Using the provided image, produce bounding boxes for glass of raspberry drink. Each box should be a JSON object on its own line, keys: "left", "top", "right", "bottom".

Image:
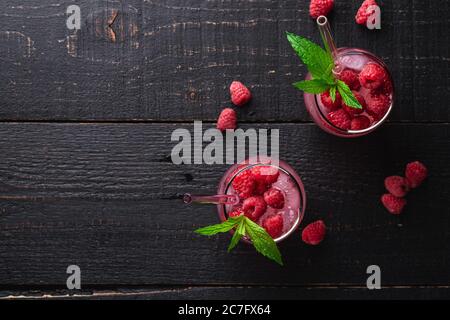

{"left": 304, "top": 16, "right": 394, "bottom": 137}
{"left": 216, "top": 158, "right": 306, "bottom": 243}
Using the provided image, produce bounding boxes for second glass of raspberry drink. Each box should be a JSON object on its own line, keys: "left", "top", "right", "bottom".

{"left": 304, "top": 16, "right": 394, "bottom": 137}
{"left": 184, "top": 157, "right": 306, "bottom": 243}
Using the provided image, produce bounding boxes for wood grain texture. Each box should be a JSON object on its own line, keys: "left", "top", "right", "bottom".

{"left": 0, "top": 123, "right": 448, "bottom": 286}
{"left": 0, "top": 0, "right": 448, "bottom": 121}
{"left": 2, "top": 286, "right": 450, "bottom": 300}
{"left": 0, "top": 0, "right": 449, "bottom": 300}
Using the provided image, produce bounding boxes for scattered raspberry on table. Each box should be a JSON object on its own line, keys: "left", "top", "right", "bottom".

{"left": 230, "top": 81, "right": 251, "bottom": 107}
{"left": 405, "top": 161, "right": 428, "bottom": 188}
{"left": 381, "top": 194, "right": 406, "bottom": 215}
{"left": 216, "top": 108, "right": 237, "bottom": 131}
{"left": 355, "top": 0, "right": 379, "bottom": 25}
{"left": 385, "top": 176, "right": 410, "bottom": 198}
{"left": 309, "top": 0, "right": 334, "bottom": 19}
{"left": 302, "top": 220, "right": 326, "bottom": 245}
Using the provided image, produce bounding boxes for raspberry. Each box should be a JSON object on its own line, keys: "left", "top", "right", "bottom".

{"left": 216, "top": 108, "right": 237, "bottom": 131}
{"left": 343, "top": 91, "right": 366, "bottom": 115}
{"left": 254, "top": 180, "right": 269, "bottom": 195}
{"left": 374, "top": 78, "right": 393, "bottom": 96}
{"left": 320, "top": 90, "right": 341, "bottom": 111}
{"left": 242, "top": 196, "right": 267, "bottom": 221}
{"left": 359, "top": 63, "right": 386, "bottom": 90}
{"left": 328, "top": 109, "right": 351, "bottom": 130}
{"left": 366, "top": 93, "right": 390, "bottom": 120}
{"left": 309, "top": 0, "right": 334, "bottom": 19}
{"left": 381, "top": 194, "right": 406, "bottom": 215}
{"left": 355, "top": 0, "right": 378, "bottom": 25}
{"left": 350, "top": 115, "right": 371, "bottom": 130}
{"left": 230, "top": 81, "right": 251, "bottom": 107}
{"left": 262, "top": 214, "right": 284, "bottom": 239}
{"left": 251, "top": 166, "right": 279, "bottom": 185}
{"left": 232, "top": 170, "right": 255, "bottom": 199}
{"left": 405, "top": 161, "right": 428, "bottom": 188}
{"left": 339, "top": 69, "right": 361, "bottom": 91}
{"left": 263, "top": 188, "right": 285, "bottom": 209}
{"left": 384, "top": 175, "right": 410, "bottom": 198}
{"left": 302, "top": 220, "right": 326, "bottom": 245}
{"left": 229, "top": 207, "right": 244, "bottom": 218}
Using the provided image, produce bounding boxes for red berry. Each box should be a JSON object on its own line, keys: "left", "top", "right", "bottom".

{"left": 254, "top": 180, "right": 269, "bottom": 195}
{"left": 242, "top": 196, "right": 267, "bottom": 221}
{"left": 230, "top": 81, "right": 251, "bottom": 107}
{"left": 350, "top": 115, "right": 371, "bottom": 130}
{"left": 374, "top": 78, "right": 393, "bottom": 96}
{"left": 302, "top": 220, "right": 326, "bottom": 245}
{"left": 263, "top": 188, "right": 285, "bottom": 209}
{"left": 232, "top": 170, "right": 255, "bottom": 199}
{"left": 320, "top": 90, "right": 341, "bottom": 111}
{"left": 359, "top": 63, "right": 386, "bottom": 90}
{"left": 343, "top": 91, "right": 366, "bottom": 115}
{"left": 309, "top": 0, "right": 334, "bottom": 19}
{"left": 328, "top": 108, "right": 351, "bottom": 130}
{"left": 366, "top": 93, "right": 391, "bottom": 120}
{"left": 339, "top": 69, "right": 361, "bottom": 90}
{"left": 216, "top": 108, "right": 237, "bottom": 131}
{"left": 381, "top": 194, "right": 406, "bottom": 215}
{"left": 251, "top": 166, "right": 279, "bottom": 185}
{"left": 262, "top": 214, "right": 284, "bottom": 239}
{"left": 355, "top": 0, "right": 378, "bottom": 25}
{"left": 229, "top": 207, "right": 244, "bottom": 218}
{"left": 384, "top": 175, "right": 410, "bottom": 198}
{"left": 405, "top": 161, "right": 428, "bottom": 188}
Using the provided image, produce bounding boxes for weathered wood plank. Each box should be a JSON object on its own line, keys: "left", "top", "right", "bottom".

{"left": 2, "top": 286, "right": 450, "bottom": 300}
{"left": 0, "top": 0, "right": 448, "bottom": 121}
{"left": 0, "top": 123, "right": 448, "bottom": 286}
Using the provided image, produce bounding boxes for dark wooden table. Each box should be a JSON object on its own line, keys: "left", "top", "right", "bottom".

{"left": 0, "top": 0, "right": 449, "bottom": 300}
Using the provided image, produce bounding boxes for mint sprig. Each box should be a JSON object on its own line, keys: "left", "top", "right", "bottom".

{"left": 244, "top": 217, "right": 283, "bottom": 266}
{"left": 195, "top": 215, "right": 283, "bottom": 266}
{"left": 293, "top": 79, "right": 330, "bottom": 94}
{"left": 286, "top": 32, "right": 362, "bottom": 110}
{"left": 194, "top": 217, "right": 241, "bottom": 235}
{"left": 286, "top": 32, "right": 334, "bottom": 83}
{"left": 337, "top": 80, "right": 362, "bottom": 109}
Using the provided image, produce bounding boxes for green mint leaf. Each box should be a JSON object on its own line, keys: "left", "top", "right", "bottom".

{"left": 337, "top": 80, "right": 362, "bottom": 109}
{"left": 228, "top": 220, "right": 246, "bottom": 252}
{"left": 244, "top": 217, "right": 283, "bottom": 266}
{"left": 195, "top": 216, "right": 242, "bottom": 236}
{"left": 286, "top": 32, "right": 334, "bottom": 82}
{"left": 293, "top": 79, "right": 330, "bottom": 94}
{"left": 329, "top": 85, "right": 337, "bottom": 102}
{"left": 324, "top": 63, "right": 336, "bottom": 85}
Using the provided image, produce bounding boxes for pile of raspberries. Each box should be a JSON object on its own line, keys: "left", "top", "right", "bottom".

{"left": 228, "top": 166, "right": 285, "bottom": 239}
{"left": 382, "top": 161, "right": 428, "bottom": 214}
{"left": 323, "top": 63, "right": 392, "bottom": 131}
